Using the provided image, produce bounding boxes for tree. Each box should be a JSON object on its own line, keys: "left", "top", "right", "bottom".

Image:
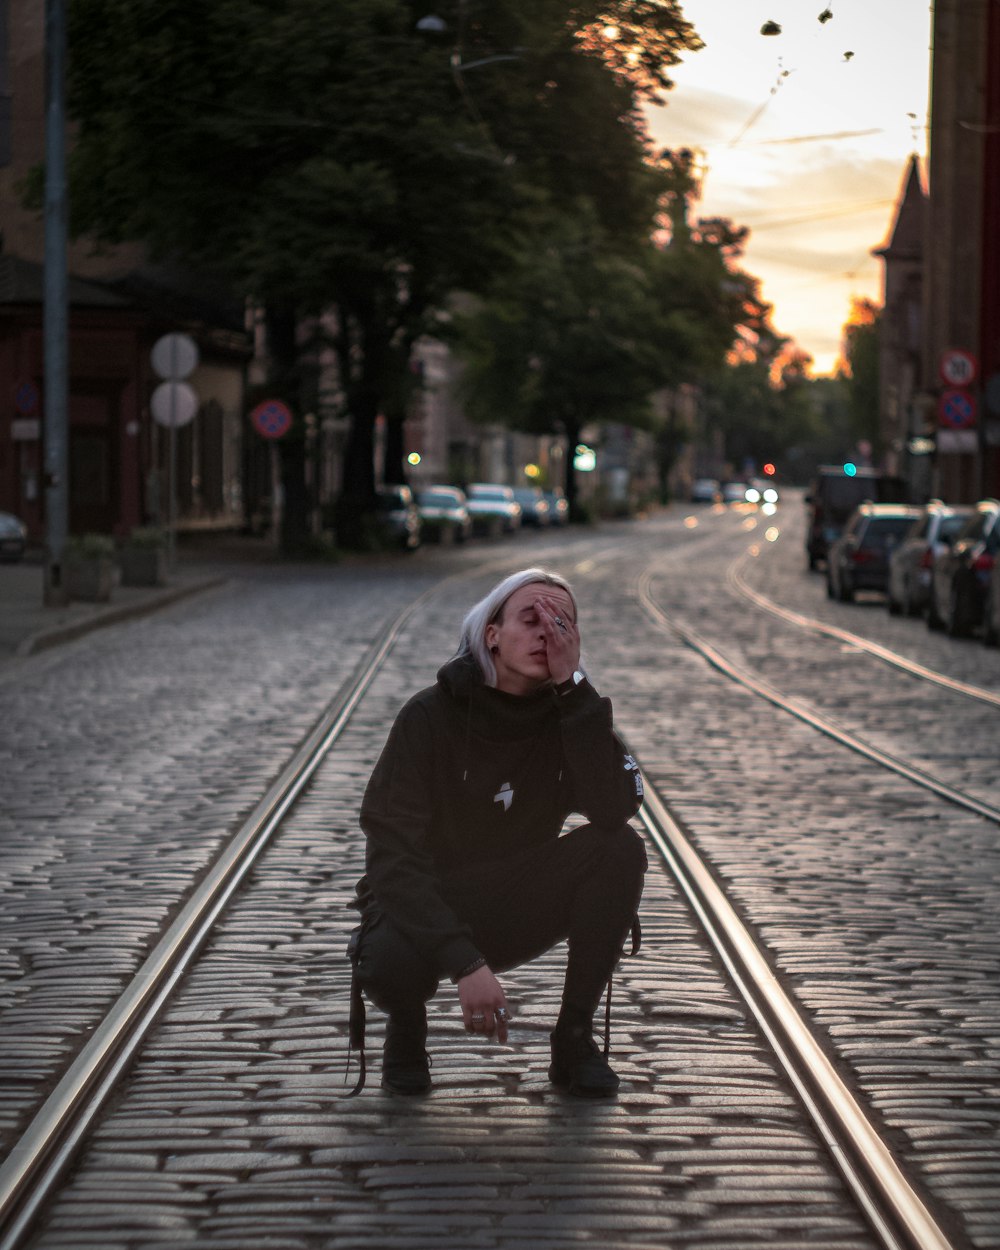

{"left": 63, "top": 0, "right": 704, "bottom": 545}
{"left": 65, "top": 0, "right": 520, "bottom": 546}
{"left": 840, "top": 297, "right": 881, "bottom": 458}
{"left": 454, "top": 212, "right": 659, "bottom": 516}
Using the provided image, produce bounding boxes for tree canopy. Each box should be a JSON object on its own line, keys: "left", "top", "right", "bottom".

{"left": 62, "top": 0, "right": 743, "bottom": 541}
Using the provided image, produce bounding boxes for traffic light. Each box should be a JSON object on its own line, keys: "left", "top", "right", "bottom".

{"left": 762, "top": 462, "right": 776, "bottom": 476}
{"left": 843, "top": 462, "right": 857, "bottom": 477}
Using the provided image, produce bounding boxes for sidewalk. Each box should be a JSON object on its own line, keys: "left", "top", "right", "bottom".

{"left": 0, "top": 533, "right": 278, "bottom": 664}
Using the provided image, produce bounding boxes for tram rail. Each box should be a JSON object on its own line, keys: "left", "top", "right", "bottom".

{"left": 727, "top": 547, "right": 1000, "bottom": 710}
{"left": 0, "top": 534, "right": 964, "bottom": 1250}
{"left": 637, "top": 564, "right": 1000, "bottom": 828}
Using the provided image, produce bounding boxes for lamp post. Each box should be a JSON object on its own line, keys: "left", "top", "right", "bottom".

{"left": 42, "top": 0, "right": 68, "bottom": 606}
{"left": 415, "top": 7, "right": 522, "bottom": 158}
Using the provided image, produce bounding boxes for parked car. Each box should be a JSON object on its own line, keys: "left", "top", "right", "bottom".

{"left": 721, "top": 481, "right": 749, "bottom": 505}
{"left": 886, "top": 501, "right": 973, "bottom": 617}
{"left": 826, "top": 502, "right": 921, "bottom": 602}
{"left": 466, "top": 483, "right": 521, "bottom": 534}
{"left": 691, "top": 478, "right": 721, "bottom": 504}
{"left": 511, "top": 486, "right": 551, "bottom": 527}
{"left": 416, "top": 485, "right": 472, "bottom": 543}
{"left": 984, "top": 554, "right": 1000, "bottom": 646}
{"left": 375, "top": 484, "right": 421, "bottom": 550}
{"left": 805, "top": 466, "right": 906, "bottom": 570}
{"left": 928, "top": 498, "right": 1000, "bottom": 636}
{"left": 0, "top": 511, "right": 27, "bottom": 562}
{"left": 745, "top": 480, "right": 780, "bottom": 506}
{"left": 542, "top": 490, "right": 569, "bottom": 525}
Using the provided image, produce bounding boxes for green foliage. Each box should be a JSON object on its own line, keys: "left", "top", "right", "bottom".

{"left": 62, "top": 0, "right": 704, "bottom": 543}
{"left": 125, "top": 526, "right": 168, "bottom": 549}
{"left": 841, "top": 302, "right": 881, "bottom": 452}
{"left": 66, "top": 533, "right": 115, "bottom": 559}
{"left": 454, "top": 211, "right": 658, "bottom": 437}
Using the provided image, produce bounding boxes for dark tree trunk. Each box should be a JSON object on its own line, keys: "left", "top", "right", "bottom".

{"left": 382, "top": 406, "right": 406, "bottom": 486}
{"left": 381, "top": 337, "right": 419, "bottom": 487}
{"left": 264, "top": 304, "right": 310, "bottom": 555}
{"left": 562, "top": 415, "right": 584, "bottom": 521}
{"left": 335, "top": 381, "right": 378, "bottom": 548}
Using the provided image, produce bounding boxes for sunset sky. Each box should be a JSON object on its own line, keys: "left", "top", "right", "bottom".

{"left": 645, "top": 0, "right": 933, "bottom": 374}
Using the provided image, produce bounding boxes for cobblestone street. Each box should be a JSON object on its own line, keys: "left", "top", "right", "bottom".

{"left": 2, "top": 501, "right": 998, "bottom": 1248}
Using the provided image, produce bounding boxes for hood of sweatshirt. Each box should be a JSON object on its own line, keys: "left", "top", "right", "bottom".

{"left": 436, "top": 653, "right": 557, "bottom": 744}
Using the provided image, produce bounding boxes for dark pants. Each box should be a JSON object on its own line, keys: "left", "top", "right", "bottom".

{"left": 355, "top": 822, "right": 647, "bottom": 1022}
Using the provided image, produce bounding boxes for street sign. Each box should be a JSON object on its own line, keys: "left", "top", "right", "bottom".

{"left": 12, "top": 419, "right": 41, "bottom": 441}
{"left": 13, "top": 380, "right": 39, "bottom": 415}
{"left": 251, "top": 399, "right": 293, "bottom": 440}
{"left": 938, "top": 428, "right": 978, "bottom": 453}
{"left": 939, "top": 348, "right": 977, "bottom": 387}
{"left": 151, "top": 380, "right": 199, "bottom": 428}
{"left": 151, "top": 332, "right": 199, "bottom": 381}
{"left": 938, "top": 389, "right": 976, "bottom": 429}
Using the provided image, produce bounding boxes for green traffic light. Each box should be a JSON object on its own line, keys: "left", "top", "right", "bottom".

{"left": 843, "top": 462, "right": 857, "bottom": 477}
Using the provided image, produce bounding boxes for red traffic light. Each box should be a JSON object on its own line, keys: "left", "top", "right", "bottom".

{"left": 762, "top": 462, "right": 776, "bottom": 476}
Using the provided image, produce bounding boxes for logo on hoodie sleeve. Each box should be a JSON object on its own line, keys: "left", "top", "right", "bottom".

{"left": 623, "top": 755, "right": 643, "bottom": 798}
{"left": 493, "top": 781, "right": 514, "bottom": 812}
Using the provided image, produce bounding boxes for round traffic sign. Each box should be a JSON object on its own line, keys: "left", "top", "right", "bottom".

{"left": 13, "top": 379, "right": 39, "bottom": 415}
{"left": 938, "top": 389, "right": 976, "bottom": 429}
{"left": 251, "top": 399, "right": 293, "bottom": 440}
{"left": 940, "top": 348, "right": 977, "bottom": 388}
{"left": 151, "top": 380, "right": 199, "bottom": 428}
{"left": 152, "top": 332, "right": 199, "bottom": 381}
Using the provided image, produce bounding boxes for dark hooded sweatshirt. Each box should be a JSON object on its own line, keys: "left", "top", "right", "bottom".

{"left": 357, "top": 654, "right": 644, "bottom": 980}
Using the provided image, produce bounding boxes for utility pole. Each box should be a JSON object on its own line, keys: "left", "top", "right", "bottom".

{"left": 43, "top": 0, "right": 69, "bottom": 605}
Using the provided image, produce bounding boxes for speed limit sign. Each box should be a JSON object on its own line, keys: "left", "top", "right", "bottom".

{"left": 940, "top": 349, "right": 978, "bottom": 387}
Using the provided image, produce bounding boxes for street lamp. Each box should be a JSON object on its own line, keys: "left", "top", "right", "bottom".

{"left": 416, "top": 8, "right": 523, "bottom": 160}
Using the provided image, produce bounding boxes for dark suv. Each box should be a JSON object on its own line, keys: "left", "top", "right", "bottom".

{"left": 806, "top": 467, "right": 906, "bottom": 569}
{"left": 826, "top": 503, "right": 921, "bottom": 602}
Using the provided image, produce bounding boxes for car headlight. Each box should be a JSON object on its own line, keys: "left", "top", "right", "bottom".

{"left": 763, "top": 488, "right": 778, "bottom": 503}
{"left": 745, "top": 488, "right": 761, "bottom": 503}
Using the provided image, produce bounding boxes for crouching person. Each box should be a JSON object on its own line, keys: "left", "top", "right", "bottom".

{"left": 346, "top": 567, "right": 646, "bottom": 1098}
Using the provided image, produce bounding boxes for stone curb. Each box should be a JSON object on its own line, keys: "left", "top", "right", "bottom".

{"left": 14, "top": 576, "right": 228, "bottom": 658}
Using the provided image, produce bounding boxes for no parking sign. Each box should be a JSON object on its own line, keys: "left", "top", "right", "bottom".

{"left": 250, "top": 399, "right": 293, "bottom": 439}
{"left": 938, "top": 389, "right": 977, "bottom": 429}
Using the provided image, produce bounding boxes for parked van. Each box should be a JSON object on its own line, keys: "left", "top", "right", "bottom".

{"left": 805, "top": 466, "right": 906, "bottom": 569}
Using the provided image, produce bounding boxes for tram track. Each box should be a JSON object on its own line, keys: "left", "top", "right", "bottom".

{"left": 637, "top": 562, "right": 1000, "bottom": 828}
{"left": 0, "top": 531, "right": 963, "bottom": 1250}
{"left": 727, "top": 545, "right": 1000, "bottom": 710}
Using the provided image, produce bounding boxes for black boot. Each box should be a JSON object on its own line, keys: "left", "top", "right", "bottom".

{"left": 382, "top": 1010, "right": 431, "bottom": 1095}
{"left": 549, "top": 1011, "right": 619, "bottom": 1098}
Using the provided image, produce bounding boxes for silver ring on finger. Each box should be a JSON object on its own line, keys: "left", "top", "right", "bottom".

{"left": 495, "top": 1008, "right": 509, "bottom": 1023}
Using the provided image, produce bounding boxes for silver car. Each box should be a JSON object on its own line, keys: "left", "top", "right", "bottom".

{"left": 0, "top": 511, "right": 28, "bottom": 562}
{"left": 466, "top": 483, "right": 522, "bottom": 534}
{"left": 416, "top": 486, "right": 472, "bottom": 543}
{"left": 886, "top": 501, "right": 972, "bottom": 617}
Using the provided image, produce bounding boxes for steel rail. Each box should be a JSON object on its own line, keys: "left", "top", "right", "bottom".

{"left": 632, "top": 772, "right": 957, "bottom": 1250}
{"left": 637, "top": 566, "right": 1000, "bottom": 827}
{"left": 0, "top": 578, "right": 453, "bottom": 1249}
{"left": 729, "top": 546, "right": 1000, "bottom": 709}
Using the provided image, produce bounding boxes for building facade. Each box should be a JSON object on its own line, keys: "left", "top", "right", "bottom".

{"left": 921, "top": 0, "right": 1000, "bottom": 502}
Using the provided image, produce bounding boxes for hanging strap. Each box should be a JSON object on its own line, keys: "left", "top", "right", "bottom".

{"left": 343, "top": 918, "right": 372, "bottom": 1097}
{"left": 601, "top": 914, "right": 643, "bottom": 1059}
{"left": 344, "top": 967, "right": 367, "bottom": 1097}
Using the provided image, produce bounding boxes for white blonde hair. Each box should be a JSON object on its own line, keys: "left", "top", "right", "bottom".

{"left": 456, "top": 568, "right": 579, "bottom": 687}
